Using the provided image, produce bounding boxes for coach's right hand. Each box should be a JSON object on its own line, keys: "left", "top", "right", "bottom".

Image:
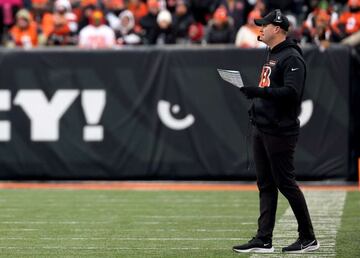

{"left": 240, "top": 86, "right": 266, "bottom": 99}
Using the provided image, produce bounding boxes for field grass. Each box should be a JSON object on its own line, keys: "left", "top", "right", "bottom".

{"left": 0, "top": 189, "right": 358, "bottom": 257}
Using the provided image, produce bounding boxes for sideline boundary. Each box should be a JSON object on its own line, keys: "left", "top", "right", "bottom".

{"left": 0, "top": 181, "right": 357, "bottom": 191}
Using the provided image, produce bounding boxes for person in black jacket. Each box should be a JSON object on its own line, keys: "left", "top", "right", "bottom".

{"left": 173, "top": 0, "right": 194, "bottom": 43}
{"left": 139, "top": 0, "right": 160, "bottom": 44}
{"left": 232, "top": 9, "right": 320, "bottom": 254}
{"left": 206, "top": 7, "right": 235, "bottom": 44}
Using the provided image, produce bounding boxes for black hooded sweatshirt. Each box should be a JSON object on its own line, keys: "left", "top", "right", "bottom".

{"left": 249, "top": 38, "right": 306, "bottom": 136}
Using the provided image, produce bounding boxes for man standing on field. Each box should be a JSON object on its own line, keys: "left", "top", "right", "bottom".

{"left": 232, "top": 9, "right": 319, "bottom": 254}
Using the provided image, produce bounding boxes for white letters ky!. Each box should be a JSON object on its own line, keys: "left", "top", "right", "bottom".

{"left": 14, "top": 90, "right": 80, "bottom": 141}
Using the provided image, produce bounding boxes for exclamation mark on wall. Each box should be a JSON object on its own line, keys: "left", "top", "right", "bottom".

{"left": 82, "top": 90, "right": 106, "bottom": 141}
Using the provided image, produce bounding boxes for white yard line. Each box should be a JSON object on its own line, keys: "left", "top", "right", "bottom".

{"left": 0, "top": 221, "right": 110, "bottom": 224}
{"left": 250, "top": 191, "right": 346, "bottom": 257}
{"left": 134, "top": 215, "right": 255, "bottom": 219}
{"left": 69, "top": 228, "right": 247, "bottom": 232}
{"left": 0, "top": 246, "right": 230, "bottom": 250}
{"left": 0, "top": 237, "right": 249, "bottom": 241}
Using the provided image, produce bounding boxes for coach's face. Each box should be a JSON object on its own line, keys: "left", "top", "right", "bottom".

{"left": 259, "top": 24, "right": 280, "bottom": 46}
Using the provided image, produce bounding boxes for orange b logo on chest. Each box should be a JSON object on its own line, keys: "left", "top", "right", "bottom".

{"left": 259, "top": 66, "right": 271, "bottom": 87}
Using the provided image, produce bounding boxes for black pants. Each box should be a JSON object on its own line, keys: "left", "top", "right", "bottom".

{"left": 252, "top": 126, "right": 315, "bottom": 241}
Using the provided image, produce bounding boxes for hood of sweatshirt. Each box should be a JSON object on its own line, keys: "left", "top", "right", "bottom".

{"left": 270, "top": 37, "right": 303, "bottom": 56}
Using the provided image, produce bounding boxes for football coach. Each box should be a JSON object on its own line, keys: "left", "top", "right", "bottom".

{"left": 232, "top": 9, "right": 320, "bottom": 254}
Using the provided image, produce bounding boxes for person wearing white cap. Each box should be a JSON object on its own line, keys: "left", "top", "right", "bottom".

{"left": 156, "top": 9, "right": 176, "bottom": 44}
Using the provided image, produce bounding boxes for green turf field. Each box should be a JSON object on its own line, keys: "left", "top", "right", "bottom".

{"left": 0, "top": 189, "right": 358, "bottom": 257}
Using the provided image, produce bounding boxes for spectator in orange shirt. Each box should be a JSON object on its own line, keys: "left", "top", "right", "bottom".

{"left": 302, "top": 9, "right": 332, "bottom": 49}
{"left": 8, "top": 9, "right": 38, "bottom": 48}
{"left": 103, "top": 0, "right": 125, "bottom": 15}
{"left": 80, "top": 0, "right": 97, "bottom": 6}
{"left": 44, "top": 0, "right": 78, "bottom": 45}
{"left": 31, "top": 0, "right": 51, "bottom": 25}
{"left": 332, "top": 0, "right": 360, "bottom": 41}
{"left": 128, "top": 0, "right": 149, "bottom": 33}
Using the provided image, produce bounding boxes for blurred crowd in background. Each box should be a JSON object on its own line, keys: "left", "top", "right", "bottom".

{"left": 0, "top": 0, "right": 359, "bottom": 49}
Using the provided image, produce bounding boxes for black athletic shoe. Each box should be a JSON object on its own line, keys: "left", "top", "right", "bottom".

{"left": 233, "top": 237, "right": 274, "bottom": 253}
{"left": 282, "top": 238, "right": 320, "bottom": 253}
